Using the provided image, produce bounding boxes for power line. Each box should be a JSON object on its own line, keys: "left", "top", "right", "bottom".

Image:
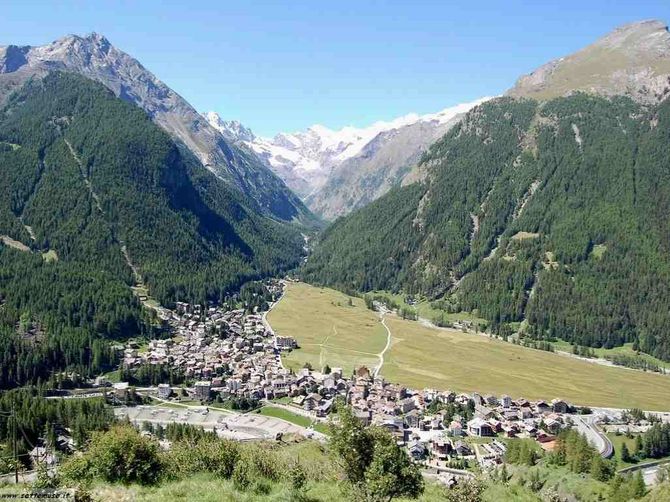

{"left": 16, "top": 422, "right": 36, "bottom": 451}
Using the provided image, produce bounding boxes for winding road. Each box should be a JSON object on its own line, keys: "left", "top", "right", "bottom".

{"left": 571, "top": 414, "right": 613, "bottom": 458}
{"left": 373, "top": 312, "right": 393, "bottom": 378}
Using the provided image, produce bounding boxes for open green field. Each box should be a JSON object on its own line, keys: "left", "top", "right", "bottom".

{"left": 383, "top": 316, "right": 670, "bottom": 410}
{"left": 257, "top": 406, "right": 313, "bottom": 428}
{"left": 268, "top": 282, "right": 387, "bottom": 373}
{"left": 607, "top": 433, "right": 670, "bottom": 469}
{"left": 272, "top": 283, "right": 670, "bottom": 410}
{"left": 551, "top": 340, "right": 670, "bottom": 371}
{"left": 257, "top": 406, "right": 329, "bottom": 434}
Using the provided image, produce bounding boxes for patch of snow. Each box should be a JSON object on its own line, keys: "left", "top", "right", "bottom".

{"left": 203, "top": 97, "right": 494, "bottom": 193}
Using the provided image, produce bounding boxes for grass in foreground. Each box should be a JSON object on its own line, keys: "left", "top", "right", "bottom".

{"left": 274, "top": 283, "right": 670, "bottom": 410}
{"left": 82, "top": 473, "right": 452, "bottom": 502}
{"left": 268, "top": 282, "right": 387, "bottom": 373}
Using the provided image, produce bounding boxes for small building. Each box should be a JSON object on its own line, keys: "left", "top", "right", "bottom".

{"left": 467, "top": 418, "right": 495, "bottom": 437}
{"left": 94, "top": 376, "right": 110, "bottom": 387}
{"left": 276, "top": 336, "right": 298, "bottom": 350}
{"left": 113, "top": 382, "right": 129, "bottom": 399}
{"left": 454, "top": 440, "right": 472, "bottom": 456}
{"left": 430, "top": 437, "right": 452, "bottom": 460}
{"left": 194, "top": 381, "right": 211, "bottom": 401}
{"left": 408, "top": 440, "right": 427, "bottom": 460}
{"left": 316, "top": 399, "right": 334, "bottom": 418}
{"left": 485, "top": 395, "right": 498, "bottom": 406}
{"left": 551, "top": 399, "right": 569, "bottom": 414}
{"left": 356, "top": 366, "right": 371, "bottom": 380}
{"left": 304, "top": 393, "right": 321, "bottom": 411}
{"left": 157, "top": 383, "right": 172, "bottom": 399}
{"left": 404, "top": 409, "right": 421, "bottom": 428}
{"left": 449, "top": 420, "right": 464, "bottom": 437}
{"left": 535, "top": 401, "right": 551, "bottom": 414}
{"left": 399, "top": 397, "right": 416, "bottom": 414}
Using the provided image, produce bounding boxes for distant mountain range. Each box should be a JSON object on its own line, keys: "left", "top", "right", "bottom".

{"left": 304, "top": 20, "right": 670, "bottom": 363}
{"left": 0, "top": 33, "right": 313, "bottom": 224}
{"left": 205, "top": 98, "right": 489, "bottom": 219}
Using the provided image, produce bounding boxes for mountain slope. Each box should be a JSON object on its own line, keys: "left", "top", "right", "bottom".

{"left": 0, "top": 71, "right": 307, "bottom": 387}
{"left": 0, "top": 33, "right": 313, "bottom": 224}
{"left": 205, "top": 99, "right": 488, "bottom": 218}
{"left": 305, "top": 21, "right": 670, "bottom": 362}
{"left": 507, "top": 20, "right": 670, "bottom": 102}
{"left": 0, "top": 72, "right": 304, "bottom": 304}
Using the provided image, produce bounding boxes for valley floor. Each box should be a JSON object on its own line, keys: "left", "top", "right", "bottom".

{"left": 268, "top": 282, "right": 670, "bottom": 411}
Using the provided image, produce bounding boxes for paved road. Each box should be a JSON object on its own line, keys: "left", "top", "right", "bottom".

{"left": 641, "top": 462, "right": 669, "bottom": 486}
{"left": 571, "top": 415, "right": 613, "bottom": 458}
{"left": 618, "top": 458, "right": 670, "bottom": 486}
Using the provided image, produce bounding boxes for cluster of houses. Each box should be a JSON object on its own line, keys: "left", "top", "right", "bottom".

{"left": 334, "top": 366, "right": 574, "bottom": 469}
{"left": 114, "top": 282, "right": 587, "bottom": 471}
{"left": 120, "top": 288, "right": 305, "bottom": 403}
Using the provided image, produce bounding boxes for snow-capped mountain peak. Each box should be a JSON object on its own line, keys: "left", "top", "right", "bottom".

{"left": 202, "top": 96, "right": 491, "bottom": 201}
{"left": 204, "top": 112, "right": 256, "bottom": 142}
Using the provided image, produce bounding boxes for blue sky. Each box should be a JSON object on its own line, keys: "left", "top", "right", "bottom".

{"left": 2, "top": 1, "right": 670, "bottom": 136}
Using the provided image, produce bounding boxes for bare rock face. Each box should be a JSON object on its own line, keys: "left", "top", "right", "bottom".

{"left": 0, "top": 34, "right": 311, "bottom": 223}
{"left": 206, "top": 98, "right": 489, "bottom": 219}
{"left": 507, "top": 20, "right": 670, "bottom": 103}
{"left": 306, "top": 116, "right": 464, "bottom": 220}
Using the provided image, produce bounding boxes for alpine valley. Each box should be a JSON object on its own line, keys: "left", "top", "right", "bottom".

{"left": 2, "top": 14, "right": 670, "bottom": 502}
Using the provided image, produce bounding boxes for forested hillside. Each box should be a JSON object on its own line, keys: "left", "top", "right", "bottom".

{"left": 0, "top": 72, "right": 304, "bottom": 386}
{"left": 304, "top": 94, "right": 670, "bottom": 361}
{"left": 0, "top": 34, "right": 317, "bottom": 226}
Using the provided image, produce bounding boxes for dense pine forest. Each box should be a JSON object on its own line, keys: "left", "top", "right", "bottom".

{"left": 0, "top": 72, "right": 305, "bottom": 386}
{"left": 304, "top": 94, "right": 670, "bottom": 361}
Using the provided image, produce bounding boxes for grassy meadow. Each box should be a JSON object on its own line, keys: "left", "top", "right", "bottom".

{"left": 268, "top": 282, "right": 387, "bottom": 373}
{"left": 551, "top": 340, "right": 670, "bottom": 371}
{"left": 382, "top": 317, "right": 670, "bottom": 410}
{"left": 271, "top": 282, "right": 670, "bottom": 410}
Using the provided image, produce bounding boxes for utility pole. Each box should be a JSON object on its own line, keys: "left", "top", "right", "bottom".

{"left": 11, "top": 407, "right": 17, "bottom": 484}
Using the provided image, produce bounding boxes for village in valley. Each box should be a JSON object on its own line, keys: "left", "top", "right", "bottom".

{"left": 79, "top": 279, "right": 668, "bottom": 487}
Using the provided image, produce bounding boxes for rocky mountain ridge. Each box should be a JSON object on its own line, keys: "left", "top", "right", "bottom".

{"left": 206, "top": 98, "right": 489, "bottom": 218}
{"left": 507, "top": 19, "right": 670, "bottom": 102}
{"left": 0, "top": 33, "right": 312, "bottom": 223}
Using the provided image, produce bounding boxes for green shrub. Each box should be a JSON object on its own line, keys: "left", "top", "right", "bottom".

{"left": 252, "top": 478, "right": 272, "bottom": 495}
{"left": 246, "top": 446, "right": 283, "bottom": 482}
{"left": 232, "top": 460, "right": 252, "bottom": 491}
{"left": 165, "top": 437, "right": 241, "bottom": 479}
{"left": 62, "top": 424, "right": 163, "bottom": 485}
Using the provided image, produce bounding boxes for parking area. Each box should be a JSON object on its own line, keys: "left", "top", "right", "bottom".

{"left": 115, "top": 405, "right": 308, "bottom": 441}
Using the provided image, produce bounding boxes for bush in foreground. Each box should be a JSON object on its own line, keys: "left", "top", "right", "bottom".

{"left": 329, "top": 407, "right": 424, "bottom": 501}
{"left": 61, "top": 425, "right": 162, "bottom": 486}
